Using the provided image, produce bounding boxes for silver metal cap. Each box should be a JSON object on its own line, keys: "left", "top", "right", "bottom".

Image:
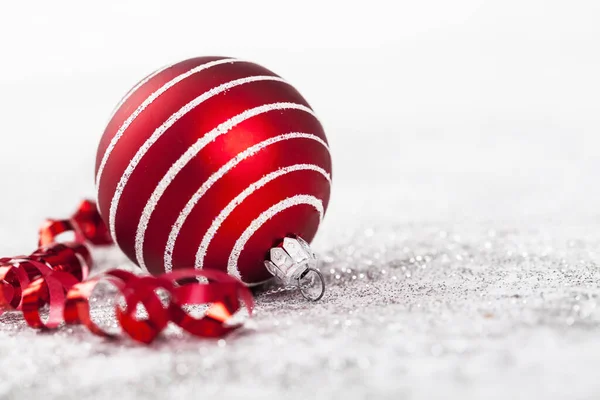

{"left": 264, "top": 236, "right": 325, "bottom": 301}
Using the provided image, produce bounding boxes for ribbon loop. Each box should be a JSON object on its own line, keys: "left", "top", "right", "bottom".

{"left": 0, "top": 200, "right": 254, "bottom": 343}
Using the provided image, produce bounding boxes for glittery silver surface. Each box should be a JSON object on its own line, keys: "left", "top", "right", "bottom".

{"left": 4, "top": 216, "right": 600, "bottom": 400}
{"left": 3, "top": 132, "right": 600, "bottom": 399}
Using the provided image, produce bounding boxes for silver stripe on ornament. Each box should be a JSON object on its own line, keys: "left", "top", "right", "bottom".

{"left": 108, "top": 74, "right": 290, "bottom": 243}
{"left": 105, "top": 62, "right": 174, "bottom": 124}
{"left": 194, "top": 164, "right": 330, "bottom": 270}
{"left": 164, "top": 132, "right": 330, "bottom": 272}
{"left": 134, "top": 102, "right": 320, "bottom": 270}
{"left": 227, "top": 194, "right": 324, "bottom": 282}
{"left": 96, "top": 57, "right": 240, "bottom": 192}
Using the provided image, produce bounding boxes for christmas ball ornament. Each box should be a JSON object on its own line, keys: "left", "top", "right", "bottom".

{"left": 95, "top": 56, "right": 332, "bottom": 287}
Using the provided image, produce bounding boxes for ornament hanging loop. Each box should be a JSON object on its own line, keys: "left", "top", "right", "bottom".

{"left": 297, "top": 267, "right": 325, "bottom": 301}
{"left": 264, "top": 235, "right": 326, "bottom": 301}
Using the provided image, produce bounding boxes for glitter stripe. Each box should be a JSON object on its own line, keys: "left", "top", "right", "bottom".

{"left": 108, "top": 76, "right": 290, "bottom": 243}
{"left": 105, "top": 62, "right": 174, "bottom": 123}
{"left": 95, "top": 62, "right": 179, "bottom": 217}
{"left": 96, "top": 57, "right": 240, "bottom": 190}
{"left": 164, "top": 134, "right": 330, "bottom": 272}
{"left": 227, "top": 195, "right": 324, "bottom": 280}
{"left": 194, "top": 164, "right": 330, "bottom": 271}
{"left": 135, "top": 102, "right": 319, "bottom": 270}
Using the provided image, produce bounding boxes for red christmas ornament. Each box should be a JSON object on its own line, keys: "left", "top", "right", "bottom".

{"left": 95, "top": 56, "right": 332, "bottom": 285}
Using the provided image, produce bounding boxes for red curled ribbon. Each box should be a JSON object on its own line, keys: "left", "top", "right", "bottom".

{"left": 38, "top": 200, "right": 113, "bottom": 247}
{"left": 0, "top": 200, "right": 254, "bottom": 343}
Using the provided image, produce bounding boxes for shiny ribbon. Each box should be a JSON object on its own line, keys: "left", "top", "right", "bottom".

{"left": 38, "top": 200, "right": 113, "bottom": 247}
{"left": 0, "top": 200, "right": 254, "bottom": 343}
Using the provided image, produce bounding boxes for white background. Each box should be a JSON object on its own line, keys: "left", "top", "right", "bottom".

{"left": 0, "top": 0, "right": 599, "bottom": 238}
{"left": 1, "top": 2, "right": 600, "bottom": 399}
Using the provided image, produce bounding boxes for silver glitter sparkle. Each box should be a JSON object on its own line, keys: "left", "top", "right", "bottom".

{"left": 135, "top": 102, "right": 319, "bottom": 270}
{"left": 2, "top": 220, "right": 600, "bottom": 399}
{"left": 164, "top": 133, "right": 330, "bottom": 272}
{"left": 195, "top": 165, "right": 330, "bottom": 270}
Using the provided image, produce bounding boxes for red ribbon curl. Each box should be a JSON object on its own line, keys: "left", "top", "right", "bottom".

{"left": 0, "top": 200, "right": 254, "bottom": 343}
